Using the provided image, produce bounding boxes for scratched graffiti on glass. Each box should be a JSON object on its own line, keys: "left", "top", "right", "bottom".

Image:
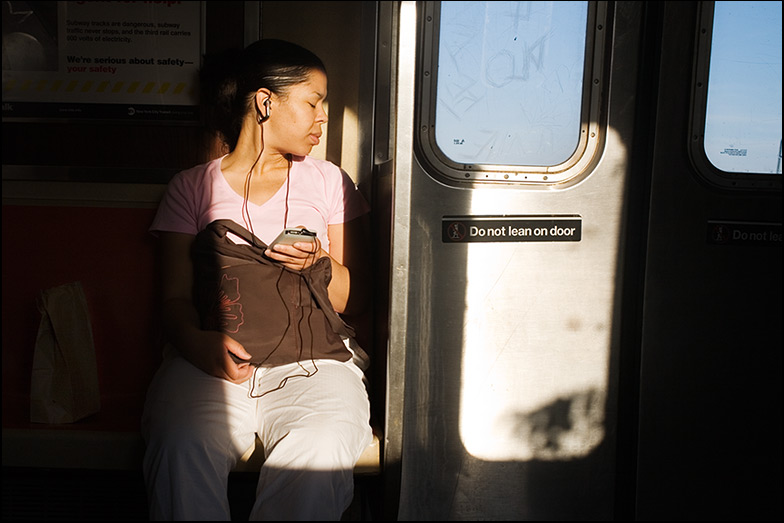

{"left": 435, "top": 1, "right": 588, "bottom": 167}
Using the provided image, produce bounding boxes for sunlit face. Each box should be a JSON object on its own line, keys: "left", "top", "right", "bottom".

{"left": 265, "top": 69, "right": 328, "bottom": 158}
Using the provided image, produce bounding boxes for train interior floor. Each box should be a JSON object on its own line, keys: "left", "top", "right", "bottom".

{"left": 1, "top": 466, "right": 382, "bottom": 521}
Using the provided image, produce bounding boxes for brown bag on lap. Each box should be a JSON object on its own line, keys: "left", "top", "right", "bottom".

{"left": 191, "top": 219, "right": 365, "bottom": 367}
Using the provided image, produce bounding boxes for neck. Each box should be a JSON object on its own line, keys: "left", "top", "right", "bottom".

{"left": 225, "top": 132, "right": 291, "bottom": 178}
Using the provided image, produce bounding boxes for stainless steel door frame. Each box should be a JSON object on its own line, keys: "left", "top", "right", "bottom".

{"left": 384, "top": 1, "right": 648, "bottom": 519}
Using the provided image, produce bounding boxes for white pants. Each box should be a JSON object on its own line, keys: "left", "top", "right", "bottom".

{"left": 141, "top": 352, "right": 372, "bottom": 521}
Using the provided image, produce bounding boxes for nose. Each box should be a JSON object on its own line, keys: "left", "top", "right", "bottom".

{"left": 317, "top": 103, "right": 328, "bottom": 124}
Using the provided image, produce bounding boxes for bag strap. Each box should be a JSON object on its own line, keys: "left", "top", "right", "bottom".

{"left": 195, "top": 220, "right": 273, "bottom": 266}
{"left": 208, "top": 219, "right": 268, "bottom": 248}
{"left": 302, "top": 269, "right": 357, "bottom": 339}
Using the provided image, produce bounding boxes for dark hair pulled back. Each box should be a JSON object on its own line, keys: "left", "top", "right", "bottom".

{"left": 200, "top": 39, "right": 326, "bottom": 151}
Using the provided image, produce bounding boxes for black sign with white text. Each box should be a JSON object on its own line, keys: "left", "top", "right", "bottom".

{"left": 706, "top": 220, "right": 782, "bottom": 246}
{"left": 442, "top": 216, "right": 582, "bottom": 243}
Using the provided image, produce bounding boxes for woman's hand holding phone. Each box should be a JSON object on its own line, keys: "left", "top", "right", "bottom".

{"left": 266, "top": 227, "right": 322, "bottom": 271}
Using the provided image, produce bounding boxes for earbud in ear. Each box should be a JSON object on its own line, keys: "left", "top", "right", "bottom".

{"left": 257, "top": 98, "right": 271, "bottom": 124}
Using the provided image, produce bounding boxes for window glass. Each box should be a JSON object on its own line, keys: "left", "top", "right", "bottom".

{"left": 704, "top": 1, "right": 782, "bottom": 174}
{"left": 434, "top": 1, "right": 589, "bottom": 167}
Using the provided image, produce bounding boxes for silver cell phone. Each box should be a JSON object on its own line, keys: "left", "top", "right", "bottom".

{"left": 269, "top": 227, "right": 317, "bottom": 250}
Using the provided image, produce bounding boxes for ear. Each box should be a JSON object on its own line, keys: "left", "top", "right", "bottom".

{"left": 255, "top": 89, "right": 272, "bottom": 114}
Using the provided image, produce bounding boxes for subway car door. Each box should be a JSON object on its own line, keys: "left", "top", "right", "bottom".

{"left": 634, "top": 2, "right": 782, "bottom": 520}
{"left": 376, "top": 1, "right": 781, "bottom": 521}
{"left": 380, "top": 1, "right": 643, "bottom": 519}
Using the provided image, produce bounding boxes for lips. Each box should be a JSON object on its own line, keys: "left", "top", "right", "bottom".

{"left": 309, "top": 133, "right": 321, "bottom": 145}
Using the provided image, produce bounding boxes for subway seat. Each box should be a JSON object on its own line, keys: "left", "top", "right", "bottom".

{"left": 1, "top": 426, "right": 381, "bottom": 475}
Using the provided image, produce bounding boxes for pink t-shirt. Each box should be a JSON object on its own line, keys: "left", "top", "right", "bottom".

{"left": 150, "top": 155, "right": 369, "bottom": 253}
